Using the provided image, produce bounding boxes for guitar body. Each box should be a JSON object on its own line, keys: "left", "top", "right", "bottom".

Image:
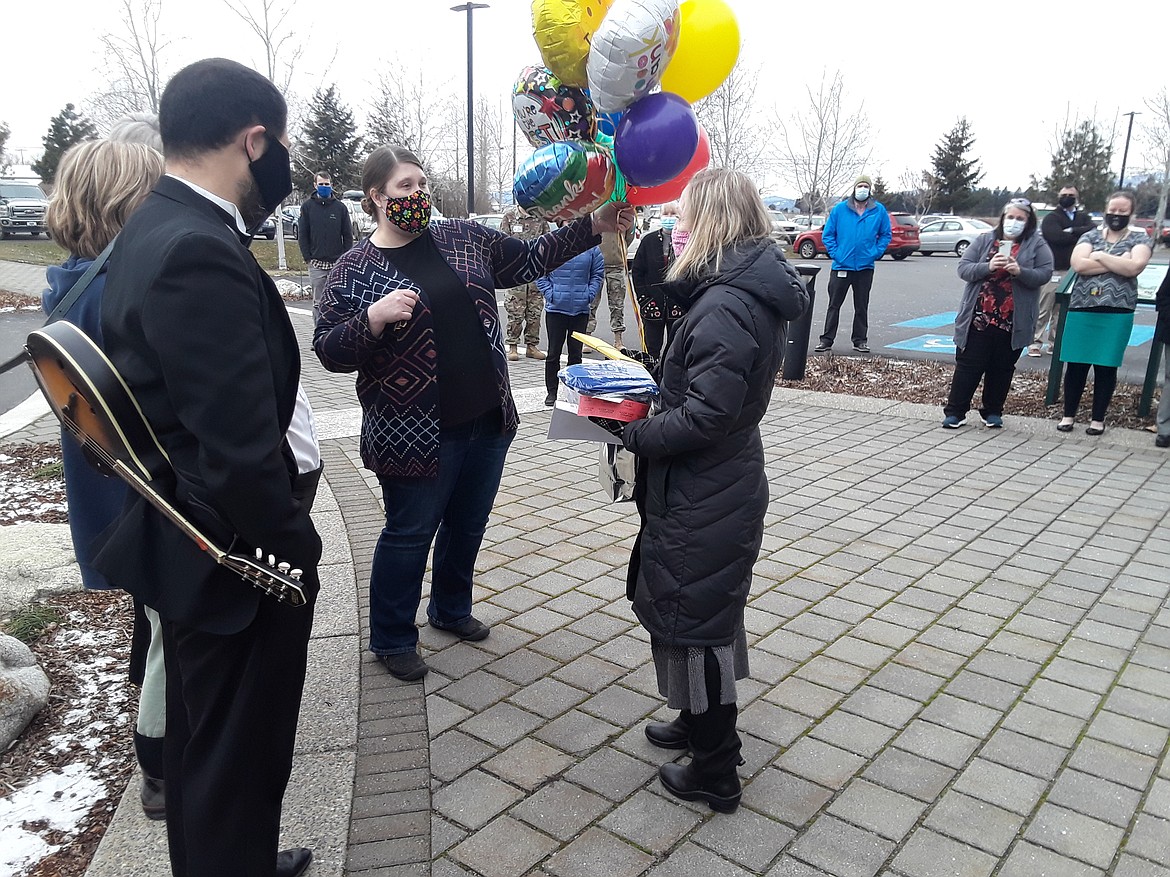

{"left": 24, "top": 321, "right": 307, "bottom": 606}
{"left": 25, "top": 321, "right": 171, "bottom": 482}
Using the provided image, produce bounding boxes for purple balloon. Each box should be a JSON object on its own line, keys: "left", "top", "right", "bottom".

{"left": 613, "top": 93, "right": 699, "bottom": 188}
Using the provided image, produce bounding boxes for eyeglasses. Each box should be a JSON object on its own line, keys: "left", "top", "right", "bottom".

{"left": 1008, "top": 198, "right": 1032, "bottom": 210}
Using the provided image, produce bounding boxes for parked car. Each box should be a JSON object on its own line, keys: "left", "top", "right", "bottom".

{"left": 917, "top": 217, "right": 993, "bottom": 256}
{"left": 0, "top": 179, "right": 49, "bottom": 239}
{"left": 252, "top": 216, "right": 277, "bottom": 240}
{"left": 767, "top": 210, "right": 798, "bottom": 244}
{"left": 471, "top": 213, "right": 505, "bottom": 231}
{"left": 341, "top": 189, "right": 374, "bottom": 238}
{"left": 791, "top": 212, "right": 919, "bottom": 261}
{"left": 886, "top": 212, "right": 920, "bottom": 260}
{"left": 916, "top": 214, "right": 956, "bottom": 228}
{"left": 1159, "top": 221, "right": 1170, "bottom": 248}
{"left": 280, "top": 206, "right": 299, "bottom": 239}
{"left": 1134, "top": 218, "right": 1157, "bottom": 241}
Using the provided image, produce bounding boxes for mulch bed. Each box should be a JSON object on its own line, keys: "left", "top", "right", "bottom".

{"left": 778, "top": 354, "right": 1157, "bottom": 432}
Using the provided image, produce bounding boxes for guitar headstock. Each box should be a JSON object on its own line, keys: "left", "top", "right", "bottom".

{"left": 221, "top": 549, "right": 308, "bottom": 606}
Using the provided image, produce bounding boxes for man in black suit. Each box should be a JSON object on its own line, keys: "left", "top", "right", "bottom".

{"left": 97, "top": 58, "right": 321, "bottom": 877}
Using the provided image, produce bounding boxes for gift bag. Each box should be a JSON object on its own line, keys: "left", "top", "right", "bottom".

{"left": 598, "top": 443, "right": 636, "bottom": 503}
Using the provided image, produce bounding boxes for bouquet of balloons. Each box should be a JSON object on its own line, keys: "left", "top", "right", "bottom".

{"left": 513, "top": 0, "right": 739, "bottom": 221}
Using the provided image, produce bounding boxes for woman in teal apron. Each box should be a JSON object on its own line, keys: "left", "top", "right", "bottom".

{"left": 1058, "top": 191, "right": 1152, "bottom": 435}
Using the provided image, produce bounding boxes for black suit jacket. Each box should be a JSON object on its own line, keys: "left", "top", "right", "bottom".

{"left": 96, "top": 176, "right": 321, "bottom": 634}
{"left": 1041, "top": 207, "right": 1095, "bottom": 271}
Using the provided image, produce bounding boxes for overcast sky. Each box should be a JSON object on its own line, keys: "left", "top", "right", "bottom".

{"left": 2, "top": 0, "right": 1159, "bottom": 199}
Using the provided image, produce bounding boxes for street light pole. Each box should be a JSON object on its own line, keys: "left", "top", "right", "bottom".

{"left": 452, "top": 2, "right": 489, "bottom": 217}
{"left": 1119, "top": 110, "right": 1140, "bottom": 189}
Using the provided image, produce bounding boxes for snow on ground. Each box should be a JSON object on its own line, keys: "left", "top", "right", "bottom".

{"left": 0, "top": 762, "right": 106, "bottom": 875}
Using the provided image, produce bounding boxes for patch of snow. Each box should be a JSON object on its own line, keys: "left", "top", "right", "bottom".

{"left": 0, "top": 762, "right": 105, "bottom": 875}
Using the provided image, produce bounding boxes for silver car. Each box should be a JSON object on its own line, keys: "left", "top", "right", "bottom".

{"left": 917, "top": 218, "right": 993, "bottom": 257}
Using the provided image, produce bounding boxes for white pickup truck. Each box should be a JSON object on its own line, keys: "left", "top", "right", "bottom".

{"left": 0, "top": 179, "right": 50, "bottom": 239}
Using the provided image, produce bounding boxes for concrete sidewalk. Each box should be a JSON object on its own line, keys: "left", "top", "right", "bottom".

{"left": 5, "top": 306, "right": 1170, "bottom": 877}
{"left": 0, "top": 259, "right": 49, "bottom": 295}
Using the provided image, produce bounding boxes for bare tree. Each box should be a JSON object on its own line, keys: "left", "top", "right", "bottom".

{"left": 693, "top": 63, "right": 774, "bottom": 183}
{"left": 88, "top": 0, "right": 172, "bottom": 129}
{"left": 775, "top": 71, "right": 872, "bottom": 216}
{"left": 1142, "top": 88, "right": 1170, "bottom": 229}
{"left": 221, "top": 0, "right": 302, "bottom": 93}
{"left": 898, "top": 168, "right": 935, "bottom": 218}
{"left": 367, "top": 67, "right": 442, "bottom": 159}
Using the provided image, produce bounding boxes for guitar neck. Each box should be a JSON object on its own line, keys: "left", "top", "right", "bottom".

{"left": 109, "top": 457, "right": 229, "bottom": 564}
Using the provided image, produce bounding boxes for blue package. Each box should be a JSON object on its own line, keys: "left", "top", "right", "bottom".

{"left": 559, "top": 360, "right": 659, "bottom": 397}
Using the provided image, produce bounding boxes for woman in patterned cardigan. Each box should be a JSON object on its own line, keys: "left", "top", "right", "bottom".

{"left": 314, "top": 145, "right": 633, "bottom": 680}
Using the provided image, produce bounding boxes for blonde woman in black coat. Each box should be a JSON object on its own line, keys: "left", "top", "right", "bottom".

{"left": 602, "top": 168, "right": 808, "bottom": 812}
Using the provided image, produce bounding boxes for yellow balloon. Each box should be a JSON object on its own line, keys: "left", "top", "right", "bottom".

{"left": 659, "top": 0, "right": 740, "bottom": 103}
{"left": 532, "top": 0, "right": 616, "bottom": 88}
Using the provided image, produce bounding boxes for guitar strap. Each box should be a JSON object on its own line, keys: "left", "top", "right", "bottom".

{"left": 0, "top": 237, "right": 117, "bottom": 376}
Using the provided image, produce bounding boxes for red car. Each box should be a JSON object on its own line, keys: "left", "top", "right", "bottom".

{"left": 791, "top": 211, "right": 920, "bottom": 261}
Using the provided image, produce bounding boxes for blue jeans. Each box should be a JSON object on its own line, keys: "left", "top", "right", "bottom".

{"left": 369, "top": 409, "right": 514, "bottom": 655}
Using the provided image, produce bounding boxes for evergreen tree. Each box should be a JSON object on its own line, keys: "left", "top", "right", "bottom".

{"left": 296, "top": 86, "right": 364, "bottom": 192}
{"left": 31, "top": 104, "right": 98, "bottom": 184}
{"left": 1039, "top": 121, "right": 1114, "bottom": 212}
{"left": 871, "top": 175, "right": 890, "bottom": 203}
{"left": 929, "top": 117, "right": 984, "bottom": 213}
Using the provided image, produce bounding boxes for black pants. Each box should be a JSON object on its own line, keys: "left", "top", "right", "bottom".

{"left": 820, "top": 268, "right": 874, "bottom": 347}
{"left": 944, "top": 326, "right": 1021, "bottom": 418}
{"left": 162, "top": 592, "right": 315, "bottom": 877}
{"left": 545, "top": 310, "right": 588, "bottom": 397}
{"left": 1063, "top": 361, "right": 1118, "bottom": 421}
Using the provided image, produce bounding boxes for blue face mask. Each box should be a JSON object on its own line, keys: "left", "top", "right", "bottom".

{"left": 660, "top": 216, "right": 677, "bottom": 231}
{"left": 316, "top": 184, "right": 332, "bottom": 199}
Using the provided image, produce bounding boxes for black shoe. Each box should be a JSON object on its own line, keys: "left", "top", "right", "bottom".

{"left": 1086, "top": 425, "right": 1106, "bottom": 436}
{"left": 853, "top": 343, "right": 870, "bottom": 353}
{"left": 813, "top": 342, "right": 831, "bottom": 352}
{"left": 659, "top": 762, "right": 741, "bottom": 813}
{"left": 275, "top": 847, "right": 313, "bottom": 877}
{"left": 1157, "top": 435, "right": 1170, "bottom": 448}
{"left": 1056, "top": 421, "right": 1074, "bottom": 432}
{"left": 645, "top": 717, "right": 690, "bottom": 750}
{"left": 140, "top": 775, "right": 165, "bottom": 821}
{"left": 379, "top": 651, "right": 429, "bottom": 681}
{"left": 544, "top": 393, "right": 556, "bottom": 407}
{"left": 429, "top": 616, "right": 490, "bottom": 642}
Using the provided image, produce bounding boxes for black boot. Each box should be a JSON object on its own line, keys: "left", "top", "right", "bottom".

{"left": 140, "top": 775, "right": 166, "bottom": 821}
{"left": 657, "top": 648, "right": 743, "bottom": 813}
{"left": 645, "top": 712, "right": 691, "bottom": 749}
{"left": 659, "top": 761, "right": 741, "bottom": 813}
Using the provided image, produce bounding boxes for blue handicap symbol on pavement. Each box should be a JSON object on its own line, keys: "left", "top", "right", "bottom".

{"left": 1129, "top": 325, "right": 1155, "bottom": 347}
{"left": 887, "top": 334, "right": 956, "bottom": 353}
{"left": 894, "top": 312, "right": 958, "bottom": 329}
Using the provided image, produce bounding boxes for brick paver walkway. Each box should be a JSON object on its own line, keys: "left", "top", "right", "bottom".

{"left": 7, "top": 300, "right": 1168, "bottom": 877}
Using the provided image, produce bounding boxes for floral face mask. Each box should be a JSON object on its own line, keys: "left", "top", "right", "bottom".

{"left": 384, "top": 189, "right": 431, "bottom": 235}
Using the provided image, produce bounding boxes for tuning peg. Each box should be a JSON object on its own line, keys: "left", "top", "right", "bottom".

{"left": 255, "top": 547, "right": 264, "bottom": 560}
{"left": 268, "top": 553, "right": 276, "bottom": 567}
{"left": 290, "top": 568, "right": 303, "bottom": 580}
{"left": 277, "top": 561, "right": 290, "bottom": 573}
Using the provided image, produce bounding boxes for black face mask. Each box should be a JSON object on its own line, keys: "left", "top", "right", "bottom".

{"left": 1104, "top": 213, "right": 1130, "bottom": 232}
{"left": 242, "top": 134, "right": 293, "bottom": 233}
{"left": 1058, "top": 195, "right": 1076, "bottom": 209}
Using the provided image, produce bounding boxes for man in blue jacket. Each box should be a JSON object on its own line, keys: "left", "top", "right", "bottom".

{"left": 814, "top": 174, "right": 891, "bottom": 353}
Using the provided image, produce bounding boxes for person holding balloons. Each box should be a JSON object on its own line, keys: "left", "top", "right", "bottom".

{"left": 313, "top": 145, "right": 635, "bottom": 681}
{"left": 630, "top": 200, "right": 686, "bottom": 358}
{"left": 596, "top": 168, "right": 809, "bottom": 813}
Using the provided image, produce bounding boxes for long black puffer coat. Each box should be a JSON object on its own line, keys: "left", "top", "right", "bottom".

{"left": 622, "top": 237, "right": 809, "bottom": 648}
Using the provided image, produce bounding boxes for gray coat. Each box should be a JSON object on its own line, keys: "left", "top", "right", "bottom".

{"left": 953, "top": 231, "right": 1053, "bottom": 351}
